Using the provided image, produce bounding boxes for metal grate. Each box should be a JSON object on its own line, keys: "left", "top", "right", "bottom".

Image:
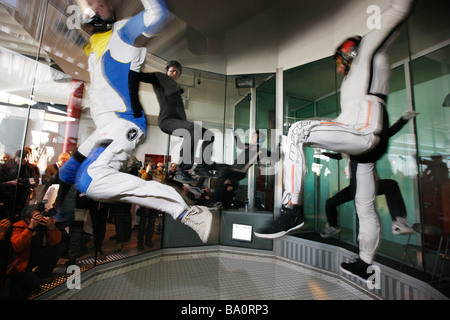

{"left": 28, "top": 247, "right": 154, "bottom": 299}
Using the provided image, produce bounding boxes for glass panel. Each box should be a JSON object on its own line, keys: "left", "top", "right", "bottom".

{"left": 375, "top": 64, "right": 417, "bottom": 260}
{"left": 0, "top": 1, "right": 45, "bottom": 218}
{"left": 159, "top": 67, "right": 227, "bottom": 248}
{"left": 408, "top": 0, "right": 450, "bottom": 56}
{"left": 225, "top": 90, "right": 251, "bottom": 208}
{"left": 407, "top": 0, "right": 450, "bottom": 271}
{"left": 163, "top": 72, "right": 275, "bottom": 248}
{"left": 255, "top": 76, "right": 276, "bottom": 212}
{"left": 234, "top": 94, "right": 251, "bottom": 138}
{"left": 166, "top": 68, "right": 227, "bottom": 175}
{"left": 412, "top": 45, "right": 450, "bottom": 250}
{"left": 283, "top": 56, "right": 339, "bottom": 233}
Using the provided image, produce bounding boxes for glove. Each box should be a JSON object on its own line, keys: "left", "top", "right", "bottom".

{"left": 402, "top": 110, "right": 419, "bottom": 120}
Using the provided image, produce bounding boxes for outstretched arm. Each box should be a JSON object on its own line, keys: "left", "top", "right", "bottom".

{"left": 388, "top": 110, "right": 418, "bottom": 137}
{"left": 119, "top": 0, "right": 171, "bottom": 46}
{"left": 345, "top": 0, "right": 415, "bottom": 99}
{"left": 360, "top": 0, "right": 415, "bottom": 58}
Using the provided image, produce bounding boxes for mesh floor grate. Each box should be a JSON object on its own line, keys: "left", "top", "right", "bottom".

{"left": 28, "top": 246, "right": 154, "bottom": 299}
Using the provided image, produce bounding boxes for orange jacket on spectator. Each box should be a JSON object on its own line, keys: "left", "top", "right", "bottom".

{"left": 7, "top": 219, "right": 61, "bottom": 274}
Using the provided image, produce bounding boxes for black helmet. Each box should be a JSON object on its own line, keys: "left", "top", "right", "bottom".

{"left": 83, "top": 7, "right": 115, "bottom": 33}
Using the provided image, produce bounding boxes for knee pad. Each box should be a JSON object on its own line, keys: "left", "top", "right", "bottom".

{"left": 59, "top": 151, "right": 86, "bottom": 184}
{"left": 75, "top": 141, "right": 111, "bottom": 194}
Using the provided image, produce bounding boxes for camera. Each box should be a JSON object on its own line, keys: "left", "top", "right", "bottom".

{"left": 18, "top": 178, "right": 31, "bottom": 189}
{"left": 35, "top": 200, "right": 56, "bottom": 217}
{"left": 43, "top": 208, "right": 56, "bottom": 218}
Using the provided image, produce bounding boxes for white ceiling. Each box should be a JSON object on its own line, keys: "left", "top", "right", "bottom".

{"left": 0, "top": 0, "right": 368, "bottom": 80}
{"left": 0, "top": 0, "right": 449, "bottom": 102}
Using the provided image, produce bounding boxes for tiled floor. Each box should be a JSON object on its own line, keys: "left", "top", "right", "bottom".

{"left": 64, "top": 251, "right": 375, "bottom": 300}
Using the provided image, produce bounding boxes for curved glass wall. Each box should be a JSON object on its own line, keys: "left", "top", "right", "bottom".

{"left": 0, "top": 0, "right": 448, "bottom": 299}
{"left": 282, "top": 1, "right": 449, "bottom": 287}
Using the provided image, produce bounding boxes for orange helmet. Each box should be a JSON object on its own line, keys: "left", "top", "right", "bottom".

{"left": 334, "top": 36, "right": 362, "bottom": 74}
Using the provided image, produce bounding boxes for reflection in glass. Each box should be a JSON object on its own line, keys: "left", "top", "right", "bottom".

{"left": 412, "top": 46, "right": 450, "bottom": 254}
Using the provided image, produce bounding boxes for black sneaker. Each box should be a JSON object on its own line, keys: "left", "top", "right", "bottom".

{"left": 254, "top": 205, "right": 304, "bottom": 239}
{"left": 174, "top": 170, "right": 197, "bottom": 184}
{"left": 207, "top": 201, "right": 222, "bottom": 210}
{"left": 340, "top": 257, "right": 375, "bottom": 283}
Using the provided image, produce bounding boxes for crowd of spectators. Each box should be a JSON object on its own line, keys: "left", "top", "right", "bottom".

{"left": 0, "top": 149, "right": 166, "bottom": 299}
{"left": 0, "top": 144, "right": 260, "bottom": 299}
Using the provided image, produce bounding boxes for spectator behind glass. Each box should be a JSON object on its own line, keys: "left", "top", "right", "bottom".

{"left": 136, "top": 160, "right": 159, "bottom": 251}
{"left": 167, "top": 162, "right": 182, "bottom": 188}
{"left": 0, "top": 153, "right": 10, "bottom": 165}
{"left": 7, "top": 204, "right": 62, "bottom": 299}
{"left": 0, "top": 218, "right": 12, "bottom": 299}
{"left": 42, "top": 152, "right": 70, "bottom": 186}
{"left": 12, "top": 149, "right": 40, "bottom": 186}
{"left": 0, "top": 149, "right": 40, "bottom": 218}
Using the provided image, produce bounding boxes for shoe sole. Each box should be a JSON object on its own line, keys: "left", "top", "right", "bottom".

{"left": 339, "top": 264, "right": 375, "bottom": 285}
{"left": 207, "top": 205, "right": 222, "bottom": 210}
{"left": 174, "top": 177, "right": 197, "bottom": 184}
{"left": 320, "top": 229, "right": 341, "bottom": 239}
{"left": 392, "top": 230, "right": 414, "bottom": 235}
{"left": 254, "top": 221, "right": 305, "bottom": 239}
{"left": 194, "top": 172, "right": 215, "bottom": 178}
{"left": 392, "top": 228, "right": 415, "bottom": 235}
{"left": 196, "top": 206, "right": 213, "bottom": 243}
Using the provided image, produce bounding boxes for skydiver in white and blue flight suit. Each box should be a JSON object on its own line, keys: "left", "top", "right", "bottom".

{"left": 57, "top": 0, "right": 213, "bottom": 243}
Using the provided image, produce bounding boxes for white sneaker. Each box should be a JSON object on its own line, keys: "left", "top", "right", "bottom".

{"left": 181, "top": 206, "right": 213, "bottom": 243}
{"left": 320, "top": 223, "right": 341, "bottom": 238}
{"left": 392, "top": 217, "right": 414, "bottom": 235}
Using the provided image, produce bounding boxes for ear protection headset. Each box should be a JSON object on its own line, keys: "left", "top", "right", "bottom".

{"left": 83, "top": 7, "right": 115, "bottom": 33}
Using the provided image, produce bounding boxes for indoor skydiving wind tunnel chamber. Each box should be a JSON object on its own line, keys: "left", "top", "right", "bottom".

{"left": 0, "top": 0, "right": 449, "bottom": 299}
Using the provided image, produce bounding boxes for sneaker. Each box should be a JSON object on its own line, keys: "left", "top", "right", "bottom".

{"left": 254, "top": 205, "right": 304, "bottom": 239}
{"left": 96, "top": 250, "right": 106, "bottom": 260}
{"left": 340, "top": 257, "right": 375, "bottom": 283}
{"left": 180, "top": 206, "right": 213, "bottom": 243}
{"left": 320, "top": 223, "right": 341, "bottom": 238}
{"left": 392, "top": 217, "right": 414, "bottom": 235}
{"left": 194, "top": 167, "right": 215, "bottom": 178}
{"left": 114, "top": 243, "right": 124, "bottom": 252}
{"left": 174, "top": 170, "right": 197, "bottom": 184}
{"left": 207, "top": 202, "right": 222, "bottom": 210}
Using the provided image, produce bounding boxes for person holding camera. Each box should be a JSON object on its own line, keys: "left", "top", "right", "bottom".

{"left": 6, "top": 205, "right": 62, "bottom": 298}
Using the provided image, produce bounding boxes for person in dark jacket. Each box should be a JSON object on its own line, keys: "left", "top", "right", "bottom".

{"left": 129, "top": 61, "right": 216, "bottom": 184}
{"left": 320, "top": 111, "right": 418, "bottom": 238}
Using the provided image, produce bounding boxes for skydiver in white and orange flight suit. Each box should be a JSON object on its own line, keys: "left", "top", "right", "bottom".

{"left": 255, "top": 0, "right": 415, "bottom": 282}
